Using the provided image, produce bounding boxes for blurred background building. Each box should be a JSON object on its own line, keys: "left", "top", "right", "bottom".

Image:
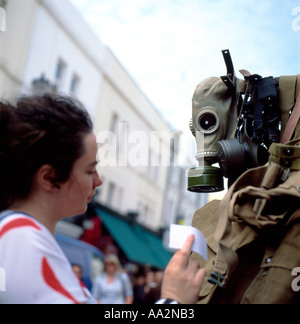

{"left": 0, "top": 0, "right": 208, "bottom": 268}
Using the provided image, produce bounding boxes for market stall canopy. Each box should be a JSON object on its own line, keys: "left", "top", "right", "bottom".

{"left": 95, "top": 206, "right": 173, "bottom": 269}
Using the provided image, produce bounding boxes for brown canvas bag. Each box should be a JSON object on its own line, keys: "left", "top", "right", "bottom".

{"left": 191, "top": 140, "right": 300, "bottom": 304}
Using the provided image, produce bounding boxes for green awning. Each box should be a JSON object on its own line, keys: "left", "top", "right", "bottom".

{"left": 95, "top": 207, "right": 173, "bottom": 269}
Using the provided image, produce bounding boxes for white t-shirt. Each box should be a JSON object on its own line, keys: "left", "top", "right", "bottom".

{"left": 0, "top": 211, "right": 96, "bottom": 304}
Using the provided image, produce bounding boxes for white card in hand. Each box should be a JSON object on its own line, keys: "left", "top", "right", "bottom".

{"left": 169, "top": 224, "right": 208, "bottom": 261}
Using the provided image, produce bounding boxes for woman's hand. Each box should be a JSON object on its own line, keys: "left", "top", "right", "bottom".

{"left": 161, "top": 234, "right": 206, "bottom": 304}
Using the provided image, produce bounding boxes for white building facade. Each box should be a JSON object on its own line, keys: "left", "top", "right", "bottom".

{"left": 0, "top": 0, "right": 207, "bottom": 231}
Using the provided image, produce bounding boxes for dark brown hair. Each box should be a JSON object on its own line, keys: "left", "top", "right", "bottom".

{"left": 0, "top": 94, "right": 93, "bottom": 211}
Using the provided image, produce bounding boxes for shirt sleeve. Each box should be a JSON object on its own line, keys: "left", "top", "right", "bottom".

{"left": 0, "top": 217, "right": 88, "bottom": 304}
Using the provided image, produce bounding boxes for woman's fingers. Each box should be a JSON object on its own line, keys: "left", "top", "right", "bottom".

{"left": 161, "top": 235, "right": 206, "bottom": 304}
{"left": 168, "top": 234, "right": 195, "bottom": 268}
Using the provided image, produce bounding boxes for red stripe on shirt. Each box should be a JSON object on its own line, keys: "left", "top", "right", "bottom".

{"left": 78, "top": 278, "right": 88, "bottom": 298}
{"left": 42, "top": 257, "right": 79, "bottom": 304}
{"left": 0, "top": 217, "right": 41, "bottom": 239}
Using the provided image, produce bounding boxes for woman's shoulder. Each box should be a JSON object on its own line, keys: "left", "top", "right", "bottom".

{"left": 0, "top": 211, "right": 59, "bottom": 253}
{"left": 0, "top": 212, "right": 43, "bottom": 238}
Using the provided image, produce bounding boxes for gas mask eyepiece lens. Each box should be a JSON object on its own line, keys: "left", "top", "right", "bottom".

{"left": 196, "top": 110, "right": 220, "bottom": 134}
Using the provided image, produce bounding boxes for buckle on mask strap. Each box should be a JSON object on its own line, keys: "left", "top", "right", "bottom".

{"left": 208, "top": 272, "right": 226, "bottom": 288}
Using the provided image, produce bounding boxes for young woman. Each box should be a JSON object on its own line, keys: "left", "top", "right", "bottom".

{"left": 0, "top": 94, "right": 102, "bottom": 304}
{"left": 0, "top": 94, "right": 205, "bottom": 304}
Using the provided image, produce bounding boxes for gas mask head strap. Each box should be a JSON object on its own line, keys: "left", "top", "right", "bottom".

{"left": 221, "top": 49, "right": 236, "bottom": 92}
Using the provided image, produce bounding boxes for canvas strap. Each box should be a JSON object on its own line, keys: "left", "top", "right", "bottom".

{"left": 280, "top": 74, "right": 300, "bottom": 143}
{"left": 281, "top": 93, "right": 300, "bottom": 144}
{"left": 207, "top": 181, "right": 239, "bottom": 287}
{"left": 208, "top": 163, "right": 285, "bottom": 288}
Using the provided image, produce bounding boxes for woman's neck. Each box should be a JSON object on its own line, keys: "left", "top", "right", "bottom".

{"left": 9, "top": 198, "right": 58, "bottom": 236}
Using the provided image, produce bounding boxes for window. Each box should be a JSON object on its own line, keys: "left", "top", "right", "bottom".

{"left": 109, "top": 113, "right": 119, "bottom": 152}
{"left": 117, "top": 187, "right": 124, "bottom": 210}
{"left": 0, "top": 3, "right": 5, "bottom": 32}
{"left": 119, "top": 121, "right": 128, "bottom": 156}
{"left": 54, "top": 59, "right": 66, "bottom": 92}
{"left": 110, "top": 113, "right": 119, "bottom": 134}
{"left": 144, "top": 205, "right": 149, "bottom": 223}
{"left": 0, "top": 0, "right": 7, "bottom": 9}
{"left": 106, "top": 182, "right": 116, "bottom": 208}
{"left": 70, "top": 73, "right": 80, "bottom": 95}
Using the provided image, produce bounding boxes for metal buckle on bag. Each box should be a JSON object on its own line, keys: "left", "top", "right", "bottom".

{"left": 208, "top": 272, "right": 226, "bottom": 288}
{"left": 281, "top": 168, "right": 290, "bottom": 182}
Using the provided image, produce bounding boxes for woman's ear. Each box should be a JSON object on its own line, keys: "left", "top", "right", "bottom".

{"left": 36, "top": 165, "right": 61, "bottom": 191}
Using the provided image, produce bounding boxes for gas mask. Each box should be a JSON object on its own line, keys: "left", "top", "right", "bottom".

{"left": 188, "top": 50, "right": 282, "bottom": 193}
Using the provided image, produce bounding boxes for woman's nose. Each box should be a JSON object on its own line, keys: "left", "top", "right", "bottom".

{"left": 93, "top": 172, "right": 103, "bottom": 188}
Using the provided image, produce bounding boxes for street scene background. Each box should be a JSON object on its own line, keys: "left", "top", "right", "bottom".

{"left": 0, "top": 0, "right": 299, "bottom": 303}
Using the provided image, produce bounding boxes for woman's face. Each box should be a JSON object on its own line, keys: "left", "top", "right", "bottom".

{"left": 105, "top": 262, "right": 117, "bottom": 276}
{"left": 58, "top": 133, "right": 102, "bottom": 217}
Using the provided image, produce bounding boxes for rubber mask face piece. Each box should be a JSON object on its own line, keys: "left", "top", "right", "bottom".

{"left": 188, "top": 77, "right": 239, "bottom": 192}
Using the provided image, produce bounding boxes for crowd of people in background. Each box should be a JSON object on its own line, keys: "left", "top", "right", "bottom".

{"left": 132, "top": 266, "right": 164, "bottom": 305}
{"left": 72, "top": 256, "right": 164, "bottom": 305}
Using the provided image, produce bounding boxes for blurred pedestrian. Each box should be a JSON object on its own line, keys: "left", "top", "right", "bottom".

{"left": 0, "top": 94, "right": 102, "bottom": 304}
{"left": 145, "top": 270, "right": 160, "bottom": 304}
{"left": 133, "top": 273, "right": 146, "bottom": 304}
{"left": 144, "top": 269, "right": 164, "bottom": 304}
{"left": 72, "top": 264, "right": 92, "bottom": 291}
{"left": 155, "top": 270, "right": 164, "bottom": 288}
{"left": 92, "top": 254, "right": 133, "bottom": 304}
{"left": 72, "top": 264, "right": 83, "bottom": 281}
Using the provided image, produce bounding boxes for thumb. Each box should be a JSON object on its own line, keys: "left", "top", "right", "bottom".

{"left": 195, "top": 269, "right": 206, "bottom": 287}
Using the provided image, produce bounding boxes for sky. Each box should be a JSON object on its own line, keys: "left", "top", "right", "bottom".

{"left": 70, "top": 0, "right": 300, "bottom": 133}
